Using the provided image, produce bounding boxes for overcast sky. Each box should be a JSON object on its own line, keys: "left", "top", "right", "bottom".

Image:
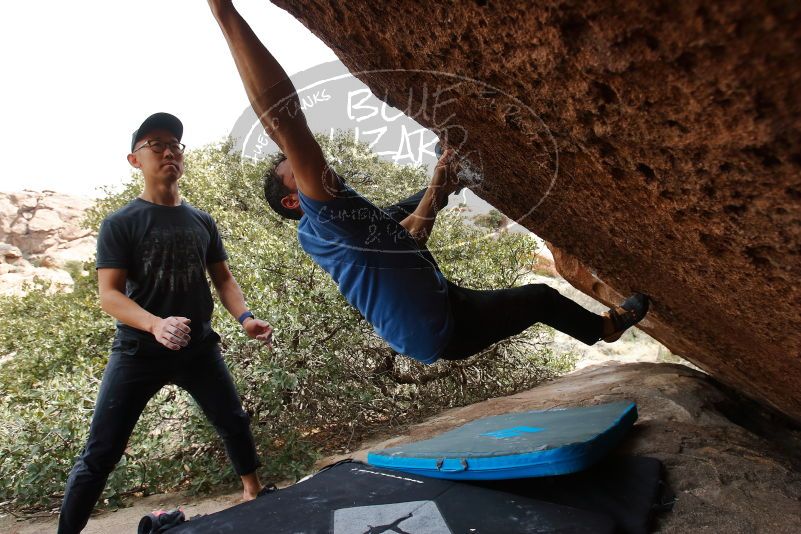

{"left": 0, "top": 1, "right": 338, "bottom": 197}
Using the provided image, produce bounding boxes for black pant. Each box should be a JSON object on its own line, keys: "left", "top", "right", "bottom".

{"left": 441, "top": 281, "right": 605, "bottom": 360}
{"left": 382, "top": 190, "right": 605, "bottom": 359}
{"left": 58, "top": 336, "right": 259, "bottom": 534}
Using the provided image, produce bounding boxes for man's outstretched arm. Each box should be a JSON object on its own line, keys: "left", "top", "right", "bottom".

{"left": 400, "top": 148, "right": 459, "bottom": 246}
{"left": 208, "top": 261, "right": 273, "bottom": 345}
{"left": 209, "top": 0, "right": 338, "bottom": 201}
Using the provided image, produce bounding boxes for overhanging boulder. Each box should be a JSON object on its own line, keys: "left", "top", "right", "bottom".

{"left": 273, "top": 0, "right": 801, "bottom": 421}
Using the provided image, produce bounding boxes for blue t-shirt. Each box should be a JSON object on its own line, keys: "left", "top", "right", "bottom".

{"left": 297, "top": 185, "right": 453, "bottom": 364}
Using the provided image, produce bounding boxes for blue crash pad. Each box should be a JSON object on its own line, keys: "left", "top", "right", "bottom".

{"left": 367, "top": 401, "right": 637, "bottom": 480}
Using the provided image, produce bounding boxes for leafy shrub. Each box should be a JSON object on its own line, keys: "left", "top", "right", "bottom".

{"left": 472, "top": 209, "right": 509, "bottom": 231}
{"left": 0, "top": 133, "right": 575, "bottom": 513}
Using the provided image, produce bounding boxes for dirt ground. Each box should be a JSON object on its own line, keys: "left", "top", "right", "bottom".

{"left": 0, "top": 490, "right": 242, "bottom": 534}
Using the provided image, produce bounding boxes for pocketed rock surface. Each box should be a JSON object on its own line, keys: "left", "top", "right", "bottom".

{"left": 273, "top": 0, "right": 801, "bottom": 422}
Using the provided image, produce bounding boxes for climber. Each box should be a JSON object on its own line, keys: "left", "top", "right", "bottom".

{"left": 208, "top": 0, "right": 650, "bottom": 364}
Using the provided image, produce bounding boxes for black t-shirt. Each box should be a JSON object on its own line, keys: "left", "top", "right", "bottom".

{"left": 96, "top": 197, "right": 228, "bottom": 347}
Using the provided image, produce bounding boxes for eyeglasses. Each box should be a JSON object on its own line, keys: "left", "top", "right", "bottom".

{"left": 134, "top": 140, "right": 186, "bottom": 155}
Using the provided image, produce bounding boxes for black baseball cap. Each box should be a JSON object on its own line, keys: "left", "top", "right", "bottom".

{"left": 131, "top": 112, "right": 183, "bottom": 152}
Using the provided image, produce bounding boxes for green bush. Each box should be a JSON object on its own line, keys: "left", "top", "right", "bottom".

{"left": 472, "top": 209, "right": 508, "bottom": 232}
{"left": 0, "top": 133, "right": 575, "bottom": 513}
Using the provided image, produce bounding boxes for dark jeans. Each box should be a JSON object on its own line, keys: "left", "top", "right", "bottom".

{"left": 441, "top": 281, "right": 606, "bottom": 360}
{"left": 58, "top": 336, "right": 259, "bottom": 534}
{"left": 383, "top": 190, "right": 606, "bottom": 359}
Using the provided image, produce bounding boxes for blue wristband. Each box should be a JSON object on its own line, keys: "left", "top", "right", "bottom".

{"left": 237, "top": 311, "right": 254, "bottom": 325}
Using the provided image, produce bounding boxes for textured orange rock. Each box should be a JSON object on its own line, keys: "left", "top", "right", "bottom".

{"left": 274, "top": 1, "right": 801, "bottom": 420}
{"left": 546, "top": 241, "right": 708, "bottom": 367}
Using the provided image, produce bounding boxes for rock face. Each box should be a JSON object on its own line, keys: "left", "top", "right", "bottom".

{"left": 0, "top": 191, "right": 95, "bottom": 295}
{"left": 325, "top": 363, "right": 801, "bottom": 533}
{"left": 275, "top": 1, "right": 801, "bottom": 421}
{"left": 546, "top": 241, "right": 702, "bottom": 362}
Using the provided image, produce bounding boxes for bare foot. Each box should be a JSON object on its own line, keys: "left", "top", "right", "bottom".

{"left": 242, "top": 488, "right": 259, "bottom": 502}
{"left": 240, "top": 471, "right": 262, "bottom": 502}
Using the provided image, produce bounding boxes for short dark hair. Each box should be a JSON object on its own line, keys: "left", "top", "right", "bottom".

{"left": 263, "top": 153, "right": 302, "bottom": 220}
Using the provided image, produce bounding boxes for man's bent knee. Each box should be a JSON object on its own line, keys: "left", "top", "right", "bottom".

{"left": 525, "top": 283, "right": 559, "bottom": 303}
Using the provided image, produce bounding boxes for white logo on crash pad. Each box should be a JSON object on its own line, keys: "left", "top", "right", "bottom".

{"left": 333, "top": 500, "right": 452, "bottom": 534}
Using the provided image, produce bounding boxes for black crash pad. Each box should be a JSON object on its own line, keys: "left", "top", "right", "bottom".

{"left": 171, "top": 461, "right": 616, "bottom": 533}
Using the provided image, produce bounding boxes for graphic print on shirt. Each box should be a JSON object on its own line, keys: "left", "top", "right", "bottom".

{"left": 140, "top": 226, "right": 206, "bottom": 292}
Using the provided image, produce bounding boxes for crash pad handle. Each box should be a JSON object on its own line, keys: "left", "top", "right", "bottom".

{"left": 435, "top": 458, "right": 469, "bottom": 472}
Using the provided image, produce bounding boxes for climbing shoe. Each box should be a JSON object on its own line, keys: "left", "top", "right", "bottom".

{"left": 603, "top": 293, "right": 650, "bottom": 342}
